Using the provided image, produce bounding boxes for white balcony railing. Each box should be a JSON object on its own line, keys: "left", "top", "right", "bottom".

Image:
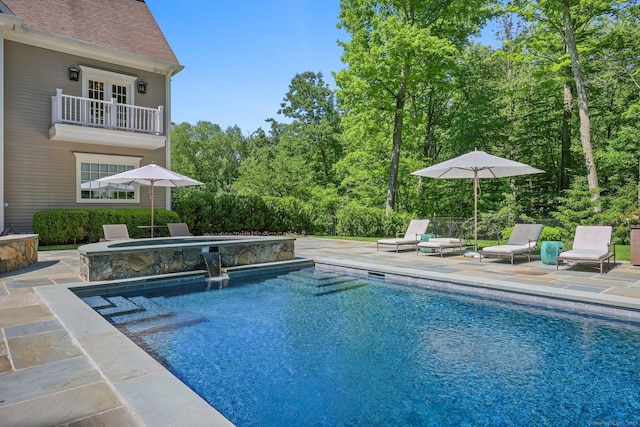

{"left": 51, "top": 89, "right": 164, "bottom": 134}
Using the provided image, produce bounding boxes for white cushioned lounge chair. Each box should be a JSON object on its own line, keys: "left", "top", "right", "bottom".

{"left": 556, "top": 225, "right": 615, "bottom": 274}
{"left": 479, "top": 223, "right": 543, "bottom": 264}
{"left": 102, "top": 224, "right": 131, "bottom": 241}
{"left": 377, "top": 219, "right": 431, "bottom": 252}
{"left": 167, "top": 222, "right": 192, "bottom": 237}
{"left": 416, "top": 237, "right": 469, "bottom": 257}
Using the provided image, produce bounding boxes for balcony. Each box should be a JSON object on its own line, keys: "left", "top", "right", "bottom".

{"left": 49, "top": 89, "right": 166, "bottom": 150}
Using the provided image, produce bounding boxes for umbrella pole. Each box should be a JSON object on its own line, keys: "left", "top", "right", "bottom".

{"left": 151, "top": 183, "right": 155, "bottom": 238}
{"left": 474, "top": 172, "right": 478, "bottom": 252}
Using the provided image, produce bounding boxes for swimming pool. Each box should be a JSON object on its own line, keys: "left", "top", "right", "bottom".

{"left": 81, "top": 267, "right": 640, "bottom": 426}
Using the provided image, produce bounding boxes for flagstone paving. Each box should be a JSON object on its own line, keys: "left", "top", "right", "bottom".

{"left": 1, "top": 238, "right": 640, "bottom": 426}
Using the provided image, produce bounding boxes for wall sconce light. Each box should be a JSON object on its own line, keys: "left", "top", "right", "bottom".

{"left": 68, "top": 67, "right": 80, "bottom": 81}
{"left": 137, "top": 80, "right": 147, "bottom": 94}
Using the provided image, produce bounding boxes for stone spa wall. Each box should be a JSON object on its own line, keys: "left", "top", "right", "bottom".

{"left": 0, "top": 234, "right": 38, "bottom": 273}
{"left": 79, "top": 237, "right": 295, "bottom": 282}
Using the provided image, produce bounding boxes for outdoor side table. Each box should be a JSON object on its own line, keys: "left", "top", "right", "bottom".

{"left": 420, "top": 234, "right": 437, "bottom": 253}
{"left": 541, "top": 241, "right": 564, "bottom": 265}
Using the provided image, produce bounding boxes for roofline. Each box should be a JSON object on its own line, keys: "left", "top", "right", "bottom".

{"left": 0, "top": 15, "right": 183, "bottom": 76}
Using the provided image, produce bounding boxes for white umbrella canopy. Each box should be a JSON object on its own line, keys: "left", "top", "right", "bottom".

{"left": 411, "top": 150, "right": 544, "bottom": 252}
{"left": 97, "top": 163, "right": 203, "bottom": 237}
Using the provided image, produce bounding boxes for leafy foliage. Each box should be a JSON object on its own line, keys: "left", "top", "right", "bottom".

{"left": 165, "top": 1, "right": 640, "bottom": 242}
{"left": 336, "top": 203, "right": 415, "bottom": 237}
{"left": 34, "top": 209, "right": 180, "bottom": 245}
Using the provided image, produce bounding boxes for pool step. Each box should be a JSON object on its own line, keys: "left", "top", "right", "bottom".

{"left": 285, "top": 270, "right": 368, "bottom": 296}
{"left": 314, "top": 281, "right": 367, "bottom": 296}
{"left": 95, "top": 295, "right": 206, "bottom": 335}
{"left": 107, "top": 296, "right": 173, "bottom": 324}
{"left": 95, "top": 296, "right": 144, "bottom": 317}
{"left": 88, "top": 295, "right": 177, "bottom": 328}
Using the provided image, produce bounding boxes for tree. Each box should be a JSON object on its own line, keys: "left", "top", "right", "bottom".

{"left": 508, "top": 0, "right": 630, "bottom": 212}
{"left": 561, "top": 0, "right": 600, "bottom": 211}
{"left": 277, "top": 72, "right": 343, "bottom": 187}
{"left": 171, "top": 121, "right": 248, "bottom": 194}
{"left": 336, "top": 0, "right": 493, "bottom": 211}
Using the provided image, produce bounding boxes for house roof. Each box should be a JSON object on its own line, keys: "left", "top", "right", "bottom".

{"left": 0, "top": 0, "right": 179, "bottom": 65}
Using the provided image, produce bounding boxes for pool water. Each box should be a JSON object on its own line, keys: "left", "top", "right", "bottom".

{"left": 83, "top": 268, "right": 640, "bottom": 426}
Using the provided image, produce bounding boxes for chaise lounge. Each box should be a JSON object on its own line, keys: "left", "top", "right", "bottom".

{"left": 377, "top": 219, "right": 431, "bottom": 252}
{"left": 479, "top": 223, "right": 544, "bottom": 264}
{"left": 556, "top": 225, "right": 615, "bottom": 274}
{"left": 416, "top": 237, "right": 470, "bottom": 257}
{"left": 102, "top": 224, "right": 131, "bottom": 241}
{"left": 167, "top": 222, "right": 192, "bottom": 237}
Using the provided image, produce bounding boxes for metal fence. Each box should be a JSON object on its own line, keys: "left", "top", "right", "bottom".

{"left": 322, "top": 216, "right": 561, "bottom": 240}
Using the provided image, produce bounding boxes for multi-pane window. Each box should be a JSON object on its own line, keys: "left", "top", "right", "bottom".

{"left": 88, "top": 80, "right": 105, "bottom": 125}
{"left": 75, "top": 153, "right": 140, "bottom": 203}
{"left": 112, "top": 84, "right": 128, "bottom": 127}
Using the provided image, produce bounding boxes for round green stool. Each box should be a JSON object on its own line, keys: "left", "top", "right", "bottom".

{"left": 420, "top": 234, "right": 437, "bottom": 253}
{"left": 541, "top": 241, "right": 564, "bottom": 265}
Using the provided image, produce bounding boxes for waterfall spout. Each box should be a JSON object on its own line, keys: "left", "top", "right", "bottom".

{"left": 201, "top": 250, "right": 221, "bottom": 278}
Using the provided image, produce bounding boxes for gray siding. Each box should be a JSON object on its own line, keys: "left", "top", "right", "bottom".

{"left": 4, "top": 41, "right": 169, "bottom": 233}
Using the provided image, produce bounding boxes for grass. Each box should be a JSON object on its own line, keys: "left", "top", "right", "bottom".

{"left": 39, "top": 244, "right": 83, "bottom": 251}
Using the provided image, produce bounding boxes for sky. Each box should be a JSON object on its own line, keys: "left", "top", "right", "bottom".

{"left": 147, "top": 1, "right": 348, "bottom": 135}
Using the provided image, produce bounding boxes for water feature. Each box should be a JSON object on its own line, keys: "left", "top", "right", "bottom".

{"left": 201, "top": 249, "right": 221, "bottom": 278}
{"left": 79, "top": 267, "right": 640, "bottom": 426}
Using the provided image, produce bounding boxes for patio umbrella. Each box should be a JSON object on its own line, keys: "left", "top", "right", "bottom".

{"left": 97, "top": 163, "right": 203, "bottom": 237}
{"left": 411, "top": 149, "right": 544, "bottom": 253}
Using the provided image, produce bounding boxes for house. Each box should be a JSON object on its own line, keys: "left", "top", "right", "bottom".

{"left": 0, "top": 0, "right": 183, "bottom": 233}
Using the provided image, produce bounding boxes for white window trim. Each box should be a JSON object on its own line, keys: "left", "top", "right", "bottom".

{"left": 79, "top": 65, "right": 137, "bottom": 104}
{"left": 74, "top": 153, "right": 142, "bottom": 204}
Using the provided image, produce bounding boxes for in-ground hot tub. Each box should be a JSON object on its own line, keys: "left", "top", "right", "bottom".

{"left": 78, "top": 235, "right": 295, "bottom": 281}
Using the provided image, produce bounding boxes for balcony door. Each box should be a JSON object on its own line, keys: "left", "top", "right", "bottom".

{"left": 80, "top": 66, "right": 136, "bottom": 129}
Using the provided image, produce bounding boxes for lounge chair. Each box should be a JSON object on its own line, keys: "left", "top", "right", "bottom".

{"left": 377, "top": 219, "right": 431, "bottom": 252}
{"left": 167, "top": 222, "right": 192, "bottom": 237}
{"left": 479, "top": 223, "right": 544, "bottom": 264}
{"left": 556, "top": 225, "right": 615, "bottom": 274}
{"left": 102, "top": 224, "right": 131, "bottom": 241}
{"left": 416, "top": 237, "right": 470, "bottom": 257}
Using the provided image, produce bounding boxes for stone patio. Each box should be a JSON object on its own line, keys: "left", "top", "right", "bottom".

{"left": 1, "top": 238, "right": 640, "bottom": 426}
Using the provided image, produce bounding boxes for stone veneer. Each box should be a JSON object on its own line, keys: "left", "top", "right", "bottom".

{"left": 0, "top": 234, "right": 38, "bottom": 273}
{"left": 79, "top": 237, "right": 295, "bottom": 281}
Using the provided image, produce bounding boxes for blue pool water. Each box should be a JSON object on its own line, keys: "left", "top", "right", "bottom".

{"left": 83, "top": 268, "right": 640, "bottom": 426}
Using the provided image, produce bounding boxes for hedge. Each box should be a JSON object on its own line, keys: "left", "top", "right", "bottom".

{"left": 33, "top": 208, "right": 180, "bottom": 245}
{"left": 336, "top": 203, "right": 416, "bottom": 237}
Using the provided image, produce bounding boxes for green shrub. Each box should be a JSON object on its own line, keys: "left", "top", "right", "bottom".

{"left": 263, "top": 196, "right": 314, "bottom": 233}
{"left": 33, "top": 209, "right": 89, "bottom": 245}
{"left": 540, "top": 226, "right": 565, "bottom": 242}
{"left": 34, "top": 208, "right": 179, "bottom": 245}
{"left": 176, "top": 193, "right": 275, "bottom": 234}
{"left": 336, "top": 203, "right": 415, "bottom": 237}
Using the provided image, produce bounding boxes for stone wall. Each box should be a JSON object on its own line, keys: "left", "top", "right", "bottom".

{"left": 80, "top": 238, "right": 295, "bottom": 282}
{"left": 0, "top": 234, "right": 38, "bottom": 273}
{"left": 80, "top": 247, "right": 212, "bottom": 282}
{"left": 220, "top": 240, "right": 295, "bottom": 267}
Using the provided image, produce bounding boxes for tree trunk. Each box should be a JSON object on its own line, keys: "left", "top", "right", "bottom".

{"left": 561, "top": 61, "right": 572, "bottom": 191}
{"left": 562, "top": 0, "right": 601, "bottom": 212}
{"left": 386, "top": 81, "right": 406, "bottom": 211}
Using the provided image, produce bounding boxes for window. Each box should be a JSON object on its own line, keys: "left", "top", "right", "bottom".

{"left": 74, "top": 153, "right": 141, "bottom": 203}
